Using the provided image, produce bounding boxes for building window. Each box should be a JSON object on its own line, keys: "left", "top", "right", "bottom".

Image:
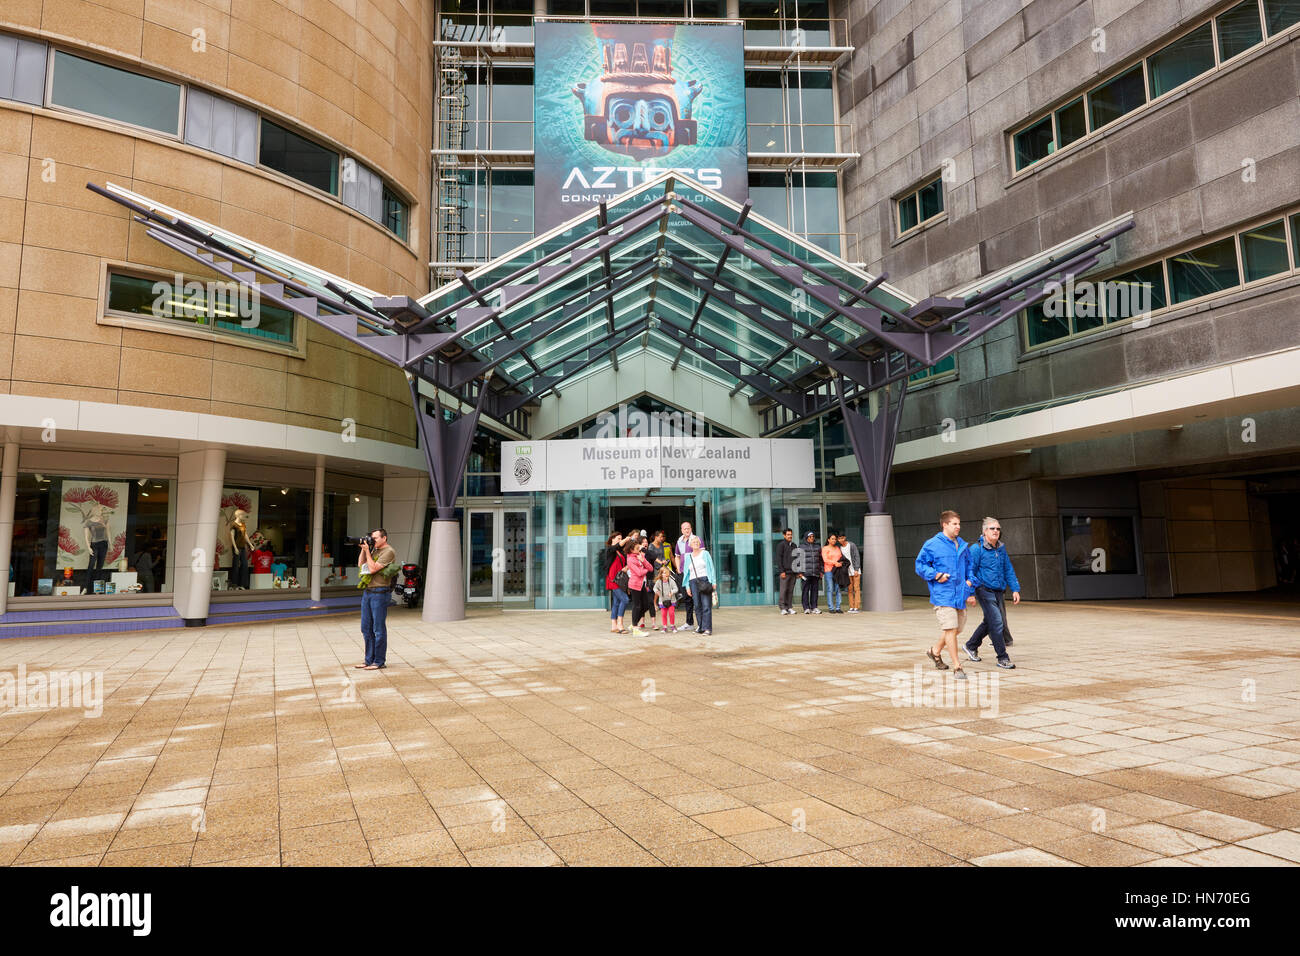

{"left": 746, "top": 68, "right": 836, "bottom": 154}
{"left": 1087, "top": 64, "right": 1146, "bottom": 130}
{"left": 896, "top": 177, "right": 944, "bottom": 237}
{"left": 1168, "top": 236, "right": 1240, "bottom": 304}
{"left": 0, "top": 32, "right": 46, "bottom": 106}
{"left": 106, "top": 271, "right": 296, "bottom": 345}
{"left": 908, "top": 353, "right": 956, "bottom": 385}
{"left": 50, "top": 50, "right": 181, "bottom": 135}
{"left": 1055, "top": 97, "right": 1087, "bottom": 150}
{"left": 259, "top": 118, "right": 339, "bottom": 194}
{"left": 1239, "top": 220, "right": 1290, "bottom": 282}
{"left": 1147, "top": 23, "right": 1215, "bottom": 97}
{"left": 1013, "top": 115, "right": 1055, "bottom": 170}
{"left": 13, "top": 474, "right": 173, "bottom": 597}
{"left": 1063, "top": 515, "right": 1139, "bottom": 575}
{"left": 382, "top": 185, "right": 408, "bottom": 242}
{"left": 1264, "top": 0, "right": 1300, "bottom": 35}
{"left": 1217, "top": 0, "right": 1264, "bottom": 59}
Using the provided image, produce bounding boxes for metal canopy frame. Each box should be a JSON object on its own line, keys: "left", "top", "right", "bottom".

{"left": 89, "top": 176, "right": 1132, "bottom": 517}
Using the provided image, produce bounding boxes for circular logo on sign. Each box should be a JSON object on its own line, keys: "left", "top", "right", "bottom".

{"left": 514, "top": 456, "right": 533, "bottom": 485}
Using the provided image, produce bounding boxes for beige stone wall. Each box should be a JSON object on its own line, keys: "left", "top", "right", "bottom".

{"left": 1164, "top": 479, "right": 1276, "bottom": 594}
{"left": 0, "top": 0, "right": 434, "bottom": 445}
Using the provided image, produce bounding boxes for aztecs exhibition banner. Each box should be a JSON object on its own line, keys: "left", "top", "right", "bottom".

{"left": 533, "top": 20, "right": 749, "bottom": 232}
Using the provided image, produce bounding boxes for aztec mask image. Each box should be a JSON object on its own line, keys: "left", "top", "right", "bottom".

{"left": 571, "top": 24, "right": 702, "bottom": 157}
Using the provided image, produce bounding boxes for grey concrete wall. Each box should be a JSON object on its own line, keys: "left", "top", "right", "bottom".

{"left": 834, "top": 0, "right": 1300, "bottom": 441}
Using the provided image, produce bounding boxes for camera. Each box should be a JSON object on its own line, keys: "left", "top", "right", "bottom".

{"left": 359, "top": 534, "right": 375, "bottom": 550}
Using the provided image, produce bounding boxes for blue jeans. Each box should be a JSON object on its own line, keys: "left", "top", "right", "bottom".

{"left": 822, "top": 571, "right": 841, "bottom": 610}
{"left": 967, "top": 587, "right": 1009, "bottom": 660}
{"left": 610, "top": 588, "right": 629, "bottom": 621}
{"left": 361, "top": 589, "right": 390, "bottom": 666}
{"left": 690, "top": 579, "right": 713, "bottom": 632}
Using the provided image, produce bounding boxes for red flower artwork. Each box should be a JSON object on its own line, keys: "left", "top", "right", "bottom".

{"left": 106, "top": 532, "right": 127, "bottom": 565}
{"left": 221, "top": 492, "right": 252, "bottom": 513}
{"left": 58, "top": 525, "right": 82, "bottom": 555}
{"left": 64, "top": 485, "right": 121, "bottom": 509}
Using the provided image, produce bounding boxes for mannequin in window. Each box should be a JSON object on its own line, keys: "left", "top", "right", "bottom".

{"left": 83, "top": 503, "right": 111, "bottom": 591}
{"left": 228, "top": 509, "right": 251, "bottom": 590}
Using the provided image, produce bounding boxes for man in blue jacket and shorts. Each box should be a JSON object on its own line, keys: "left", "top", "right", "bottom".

{"left": 915, "top": 510, "right": 977, "bottom": 680}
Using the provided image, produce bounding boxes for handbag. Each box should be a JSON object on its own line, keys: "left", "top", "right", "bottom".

{"left": 689, "top": 554, "right": 714, "bottom": 596}
{"left": 615, "top": 568, "right": 630, "bottom": 592}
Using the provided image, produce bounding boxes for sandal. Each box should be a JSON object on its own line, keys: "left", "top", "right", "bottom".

{"left": 619, "top": 628, "right": 630, "bottom": 634}
{"left": 926, "top": 648, "right": 949, "bottom": 670}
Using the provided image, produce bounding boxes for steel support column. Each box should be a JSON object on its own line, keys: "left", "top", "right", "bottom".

{"left": 835, "top": 375, "right": 908, "bottom": 612}
{"left": 408, "top": 373, "right": 490, "bottom": 623}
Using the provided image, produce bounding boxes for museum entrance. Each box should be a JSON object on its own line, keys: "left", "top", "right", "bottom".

{"left": 608, "top": 495, "right": 698, "bottom": 547}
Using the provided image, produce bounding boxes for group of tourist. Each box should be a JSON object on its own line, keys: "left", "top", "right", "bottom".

{"left": 774, "top": 528, "right": 863, "bottom": 614}
{"left": 599, "top": 521, "right": 716, "bottom": 637}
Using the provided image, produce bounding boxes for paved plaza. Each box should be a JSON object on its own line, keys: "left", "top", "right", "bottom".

{"left": 1, "top": 598, "right": 1299, "bottom": 867}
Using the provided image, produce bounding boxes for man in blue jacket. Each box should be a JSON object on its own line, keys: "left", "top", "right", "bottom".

{"left": 964, "top": 516, "right": 1019, "bottom": 669}
{"left": 915, "top": 510, "right": 977, "bottom": 679}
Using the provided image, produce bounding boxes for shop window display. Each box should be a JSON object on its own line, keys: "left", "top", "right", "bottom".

{"left": 11, "top": 474, "right": 172, "bottom": 597}
{"left": 215, "top": 486, "right": 313, "bottom": 590}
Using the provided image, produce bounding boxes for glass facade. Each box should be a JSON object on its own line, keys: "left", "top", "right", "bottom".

{"left": 434, "top": 2, "right": 848, "bottom": 274}
{"left": 456, "top": 395, "right": 872, "bottom": 608}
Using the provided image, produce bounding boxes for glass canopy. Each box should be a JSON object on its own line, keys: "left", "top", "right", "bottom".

{"left": 418, "top": 171, "right": 920, "bottom": 401}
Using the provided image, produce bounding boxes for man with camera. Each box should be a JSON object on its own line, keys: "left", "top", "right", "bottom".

{"left": 355, "top": 528, "right": 398, "bottom": 670}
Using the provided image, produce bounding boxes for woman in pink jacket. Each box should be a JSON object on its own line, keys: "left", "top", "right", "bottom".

{"left": 624, "top": 539, "right": 655, "bottom": 637}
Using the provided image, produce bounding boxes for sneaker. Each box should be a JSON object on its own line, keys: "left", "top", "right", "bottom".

{"left": 997, "top": 659, "right": 1016, "bottom": 669}
{"left": 813, "top": 608, "right": 822, "bottom": 614}
{"left": 803, "top": 609, "right": 811, "bottom": 614}
{"left": 963, "top": 646, "right": 981, "bottom": 663}
{"left": 954, "top": 669, "right": 968, "bottom": 681}
{"left": 701, "top": 630, "right": 711, "bottom": 636}
{"left": 631, "top": 627, "right": 648, "bottom": 637}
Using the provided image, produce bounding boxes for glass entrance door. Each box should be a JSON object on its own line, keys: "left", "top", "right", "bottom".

{"left": 466, "top": 508, "right": 531, "bottom": 603}
{"left": 772, "top": 504, "right": 823, "bottom": 542}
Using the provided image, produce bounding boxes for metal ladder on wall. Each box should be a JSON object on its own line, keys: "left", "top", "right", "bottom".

{"left": 436, "top": 46, "right": 470, "bottom": 284}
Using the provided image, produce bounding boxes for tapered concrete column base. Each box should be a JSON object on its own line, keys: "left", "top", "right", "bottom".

{"left": 423, "top": 518, "right": 464, "bottom": 623}
{"left": 862, "top": 513, "right": 904, "bottom": 612}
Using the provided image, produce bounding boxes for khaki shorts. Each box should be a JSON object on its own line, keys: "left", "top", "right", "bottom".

{"left": 934, "top": 605, "right": 967, "bottom": 632}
